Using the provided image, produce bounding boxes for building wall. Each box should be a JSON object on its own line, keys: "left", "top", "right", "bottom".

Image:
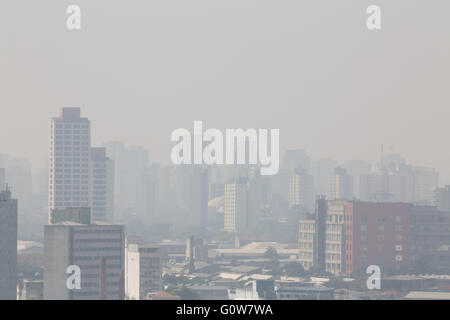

{"left": 139, "top": 246, "right": 162, "bottom": 299}
{"left": 49, "top": 108, "right": 91, "bottom": 221}
{"left": 44, "top": 223, "right": 125, "bottom": 300}
{"left": 125, "top": 244, "right": 140, "bottom": 300}
{"left": 348, "top": 202, "right": 410, "bottom": 274}
{"left": 224, "top": 183, "right": 248, "bottom": 233}
{"left": 90, "top": 147, "right": 114, "bottom": 223}
{"left": 43, "top": 225, "right": 71, "bottom": 300}
{"left": 298, "top": 220, "right": 315, "bottom": 270}
{"left": 0, "top": 191, "right": 18, "bottom": 300}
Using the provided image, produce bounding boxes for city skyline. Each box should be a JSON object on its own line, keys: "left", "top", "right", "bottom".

{"left": 1, "top": 1, "right": 450, "bottom": 183}
{"left": 2, "top": 0, "right": 450, "bottom": 304}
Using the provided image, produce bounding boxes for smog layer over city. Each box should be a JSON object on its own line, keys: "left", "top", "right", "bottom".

{"left": 1, "top": 0, "right": 450, "bottom": 309}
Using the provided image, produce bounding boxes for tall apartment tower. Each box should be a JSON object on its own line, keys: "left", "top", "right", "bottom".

{"left": 224, "top": 179, "right": 248, "bottom": 233}
{"left": 328, "top": 167, "right": 353, "bottom": 200}
{"left": 0, "top": 168, "right": 5, "bottom": 190}
{"left": 433, "top": 185, "right": 450, "bottom": 212}
{"left": 49, "top": 108, "right": 91, "bottom": 221}
{"left": 0, "top": 189, "right": 18, "bottom": 300}
{"left": 44, "top": 222, "right": 125, "bottom": 300}
{"left": 188, "top": 167, "right": 208, "bottom": 228}
{"left": 90, "top": 147, "right": 114, "bottom": 223}
{"left": 289, "top": 168, "right": 314, "bottom": 210}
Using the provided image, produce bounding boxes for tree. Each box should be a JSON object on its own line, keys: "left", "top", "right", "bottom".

{"left": 283, "top": 261, "right": 305, "bottom": 277}
{"left": 264, "top": 246, "right": 279, "bottom": 260}
{"left": 264, "top": 247, "right": 281, "bottom": 275}
{"left": 166, "top": 286, "right": 199, "bottom": 300}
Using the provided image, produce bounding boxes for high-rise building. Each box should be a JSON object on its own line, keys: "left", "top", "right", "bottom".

{"left": 138, "top": 246, "right": 162, "bottom": 299}
{"left": 299, "top": 200, "right": 411, "bottom": 275}
{"left": 410, "top": 205, "right": 450, "bottom": 273}
{"left": 90, "top": 147, "right": 114, "bottom": 223}
{"left": 6, "top": 158, "right": 32, "bottom": 221}
{"left": 0, "top": 168, "right": 5, "bottom": 191}
{"left": 360, "top": 162, "right": 438, "bottom": 204}
{"left": 189, "top": 167, "right": 209, "bottom": 228}
{"left": 124, "top": 243, "right": 162, "bottom": 300}
{"left": 44, "top": 222, "right": 125, "bottom": 300}
{"left": 433, "top": 185, "right": 450, "bottom": 211}
{"left": 328, "top": 167, "right": 353, "bottom": 200}
{"left": 49, "top": 108, "right": 91, "bottom": 221}
{"left": 288, "top": 168, "right": 314, "bottom": 210}
{"left": 0, "top": 189, "right": 18, "bottom": 300}
{"left": 224, "top": 180, "right": 248, "bottom": 233}
{"left": 276, "top": 150, "right": 311, "bottom": 202}
{"left": 103, "top": 142, "right": 148, "bottom": 220}
{"left": 312, "top": 158, "right": 338, "bottom": 195}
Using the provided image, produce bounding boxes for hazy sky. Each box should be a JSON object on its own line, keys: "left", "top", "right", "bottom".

{"left": 1, "top": 1, "right": 450, "bottom": 182}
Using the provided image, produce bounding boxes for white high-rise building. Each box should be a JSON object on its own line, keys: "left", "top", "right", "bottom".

{"left": 49, "top": 108, "right": 91, "bottom": 221}
{"left": 90, "top": 147, "right": 114, "bottom": 223}
{"left": 125, "top": 243, "right": 162, "bottom": 300}
{"left": 224, "top": 180, "right": 248, "bottom": 233}
{"left": 289, "top": 168, "right": 314, "bottom": 210}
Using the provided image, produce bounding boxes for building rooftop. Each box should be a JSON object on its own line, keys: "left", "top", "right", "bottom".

{"left": 405, "top": 291, "right": 450, "bottom": 300}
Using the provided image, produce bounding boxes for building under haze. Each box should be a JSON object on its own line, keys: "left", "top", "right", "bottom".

{"left": 224, "top": 180, "right": 248, "bottom": 233}
{"left": 299, "top": 200, "right": 411, "bottom": 275}
{"left": 125, "top": 243, "right": 162, "bottom": 300}
{"left": 328, "top": 167, "right": 353, "bottom": 201}
{"left": 0, "top": 189, "right": 18, "bottom": 300}
{"left": 44, "top": 221, "right": 125, "bottom": 300}
{"left": 90, "top": 147, "right": 114, "bottom": 223}
{"left": 0, "top": 168, "right": 5, "bottom": 192}
{"left": 49, "top": 108, "right": 91, "bottom": 221}
{"left": 288, "top": 168, "right": 314, "bottom": 211}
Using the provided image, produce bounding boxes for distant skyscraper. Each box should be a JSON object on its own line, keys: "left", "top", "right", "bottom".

{"left": 0, "top": 168, "right": 5, "bottom": 190}
{"left": 0, "top": 189, "right": 18, "bottom": 300}
{"left": 224, "top": 180, "right": 248, "bottom": 233}
{"left": 289, "top": 168, "right": 314, "bottom": 210}
{"left": 189, "top": 167, "right": 209, "bottom": 228}
{"left": 49, "top": 108, "right": 91, "bottom": 221}
{"left": 103, "top": 141, "right": 148, "bottom": 220}
{"left": 328, "top": 167, "right": 353, "bottom": 200}
{"left": 434, "top": 185, "right": 450, "bottom": 212}
{"left": 6, "top": 158, "right": 32, "bottom": 219}
{"left": 90, "top": 147, "right": 115, "bottom": 223}
{"left": 312, "top": 158, "right": 338, "bottom": 195}
{"left": 44, "top": 221, "right": 125, "bottom": 300}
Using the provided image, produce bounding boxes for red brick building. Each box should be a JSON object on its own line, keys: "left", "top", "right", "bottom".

{"left": 344, "top": 202, "right": 410, "bottom": 275}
